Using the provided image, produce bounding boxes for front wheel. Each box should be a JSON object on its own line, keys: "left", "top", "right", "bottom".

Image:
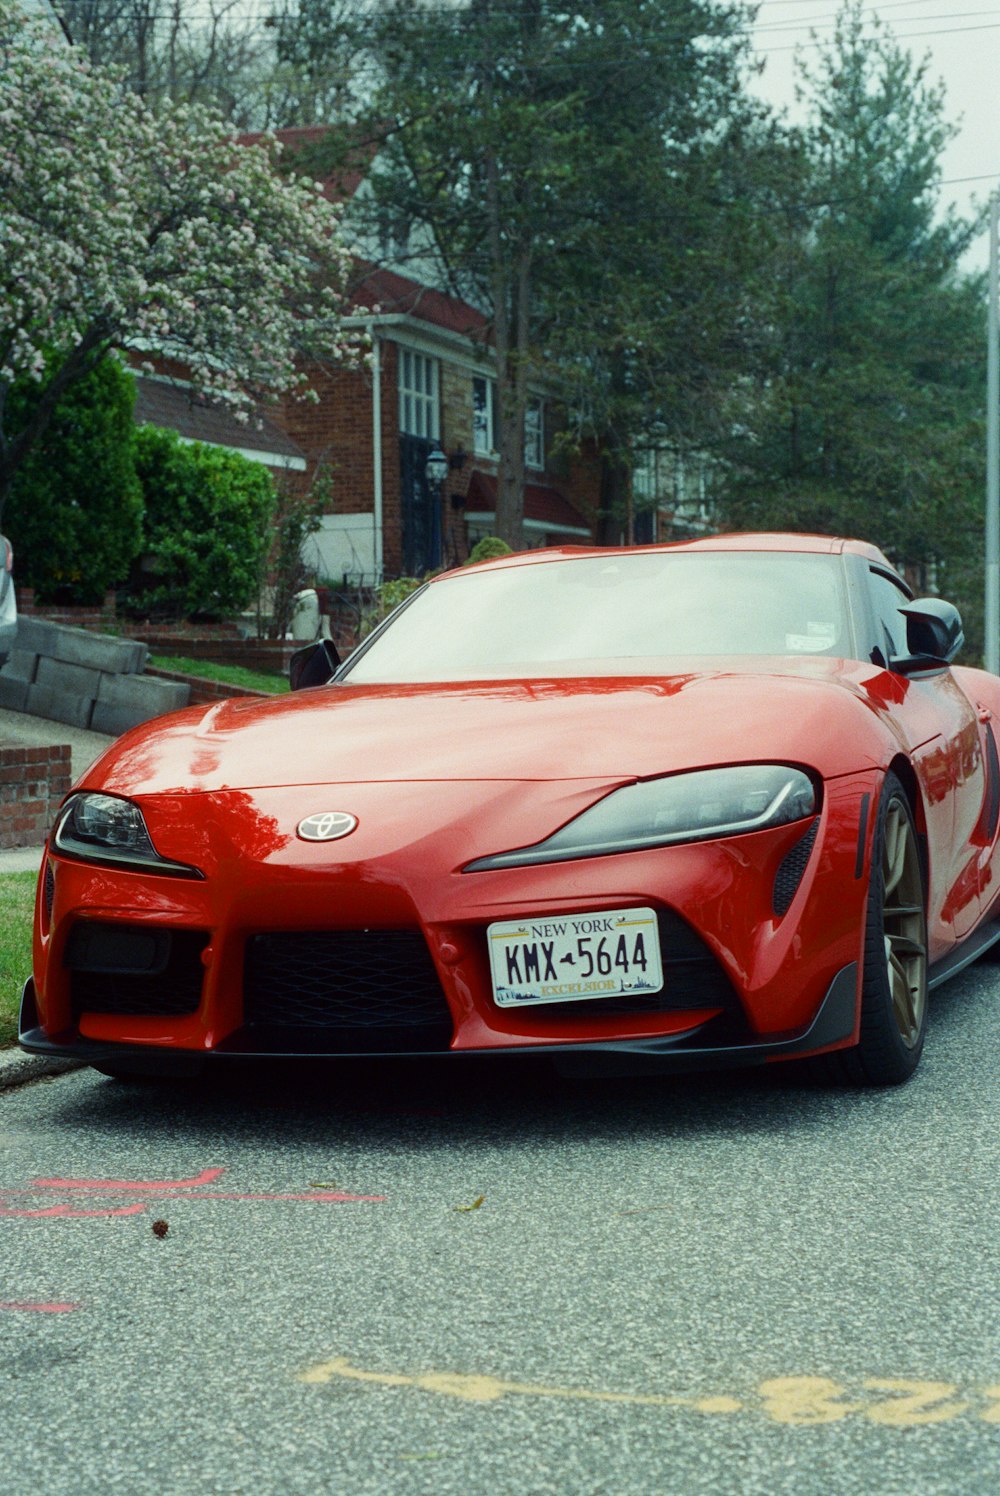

{"left": 835, "top": 773, "right": 928, "bottom": 1086}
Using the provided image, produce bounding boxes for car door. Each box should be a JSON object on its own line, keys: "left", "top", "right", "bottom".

{"left": 866, "top": 566, "right": 986, "bottom": 940}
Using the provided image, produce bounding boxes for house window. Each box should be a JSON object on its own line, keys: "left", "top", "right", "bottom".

{"left": 633, "top": 449, "right": 666, "bottom": 506}
{"left": 399, "top": 349, "right": 439, "bottom": 438}
{"left": 472, "top": 376, "right": 496, "bottom": 455}
{"left": 524, "top": 396, "right": 544, "bottom": 470}
{"left": 472, "top": 377, "right": 543, "bottom": 467}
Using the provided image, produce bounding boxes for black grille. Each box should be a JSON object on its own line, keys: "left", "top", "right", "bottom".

{"left": 43, "top": 860, "right": 55, "bottom": 921}
{"left": 773, "top": 818, "right": 819, "bottom": 916}
{"left": 243, "top": 930, "right": 454, "bottom": 1040}
{"left": 68, "top": 925, "right": 207, "bottom": 1019}
{"left": 520, "top": 910, "right": 741, "bottom": 1019}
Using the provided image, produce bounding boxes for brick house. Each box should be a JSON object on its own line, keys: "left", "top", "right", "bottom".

{"left": 273, "top": 261, "right": 600, "bottom": 586}
{"left": 232, "top": 126, "right": 600, "bottom": 584}
{"left": 127, "top": 127, "right": 601, "bottom": 586}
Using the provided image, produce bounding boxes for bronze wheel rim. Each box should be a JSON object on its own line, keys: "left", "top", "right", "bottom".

{"left": 881, "top": 799, "right": 927, "bottom": 1048}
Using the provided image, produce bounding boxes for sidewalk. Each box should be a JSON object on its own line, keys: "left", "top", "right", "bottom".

{"left": 0, "top": 706, "right": 114, "bottom": 871}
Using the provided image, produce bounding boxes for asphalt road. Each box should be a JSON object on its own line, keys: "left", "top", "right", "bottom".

{"left": 1, "top": 963, "right": 997, "bottom": 1496}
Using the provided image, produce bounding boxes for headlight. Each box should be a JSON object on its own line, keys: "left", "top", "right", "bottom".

{"left": 464, "top": 766, "right": 817, "bottom": 871}
{"left": 52, "top": 793, "right": 203, "bottom": 878}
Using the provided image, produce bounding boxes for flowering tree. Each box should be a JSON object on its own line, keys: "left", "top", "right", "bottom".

{"left": 0, "top": 0, "right": 358, "bottom": 521}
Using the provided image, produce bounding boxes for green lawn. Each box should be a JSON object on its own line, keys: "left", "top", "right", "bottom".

{"left": 149, "top": 654, "right": 289, "bottom": 695}
{"left": 0, "top": 872, "right": 37, "bottom": 1046}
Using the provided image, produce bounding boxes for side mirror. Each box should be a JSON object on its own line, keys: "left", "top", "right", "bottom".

{"left": 892, "top": 598, "right": 964, "bottom": 675}
{"left": 289, "top": 637, "right": 341, "bottom": 691}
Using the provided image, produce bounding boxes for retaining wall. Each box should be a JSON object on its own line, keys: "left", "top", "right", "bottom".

{"left": 0, "top": 617, "right": 190, "bottom": 735}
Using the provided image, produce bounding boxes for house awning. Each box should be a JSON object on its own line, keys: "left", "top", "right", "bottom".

{"left": 464, "top": 471, "right": 592, "bottom": 538}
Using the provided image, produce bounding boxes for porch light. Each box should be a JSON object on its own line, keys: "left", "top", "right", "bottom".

{"left": 425, "top": 442, "right": 449, "bottom": 489}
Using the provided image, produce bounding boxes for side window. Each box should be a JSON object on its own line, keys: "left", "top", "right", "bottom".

{"left": 868, "top": 570, "right": 910, "bottom": 665}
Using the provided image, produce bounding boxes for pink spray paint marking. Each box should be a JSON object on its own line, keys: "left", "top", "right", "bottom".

{"left": 0, "top": 1301, "right": 81, "bottom": 1313}
{"left": 0, "top": 1166, "right": 386, "bottom": 1217}
{"left": 32, "top": 1167, "right": 226, "bottom": 1193}
{"left": 0, "top": 1201, "right": 146, "bottom": 1219}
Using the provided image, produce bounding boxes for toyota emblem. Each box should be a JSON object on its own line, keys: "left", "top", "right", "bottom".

{"left": 296, "top": 811, "right": 358, "bottom": 842}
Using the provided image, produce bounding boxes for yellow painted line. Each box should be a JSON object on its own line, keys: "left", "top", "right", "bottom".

{"left": 299, "top": 1357, "right": 740, "bottom": 1413}
{"left": 299, "top": 1359, "right": 1000, "bottom": 1427}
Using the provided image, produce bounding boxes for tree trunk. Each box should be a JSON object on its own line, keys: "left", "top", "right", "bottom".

{"left": 484, "top": 69, "right": 528, "bottom": 550}
{"left": 495, "top": 250, "right": 531, "bottom": 547}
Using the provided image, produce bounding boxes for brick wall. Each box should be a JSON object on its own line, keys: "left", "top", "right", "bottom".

{"left": 15, "top": 589, "right": 117, "bottom": 630}
{"left": 275, "top": 345, "right": 404, "bottom": 576}
{"left": 133, "top": 633, "right": 297, "bottom": 675}
{"left": 144, "top": 666, "right": 267, "bottom": 707}
{"left": 0, "top": 745, "right": 71, "bottom": 850}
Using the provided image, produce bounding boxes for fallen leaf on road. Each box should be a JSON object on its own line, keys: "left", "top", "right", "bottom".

{"left": 454, "top": 1195, "right": 485, "bottom": 1213}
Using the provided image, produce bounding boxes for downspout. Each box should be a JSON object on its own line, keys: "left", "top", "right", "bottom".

{"left": 370, "top": 324, "right": 384, "bottom": 584}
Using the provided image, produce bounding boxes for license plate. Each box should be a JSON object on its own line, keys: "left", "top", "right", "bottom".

{"left": 488, "top": 906, "right": 663, "bottom": 1008}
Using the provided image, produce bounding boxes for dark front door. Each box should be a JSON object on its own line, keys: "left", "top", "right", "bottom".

{"left": 399, "top": 435, "right": 442, "bottom": 577}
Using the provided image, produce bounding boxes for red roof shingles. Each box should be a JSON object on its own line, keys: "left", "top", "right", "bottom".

{"left": 236, "top": 125, "right": 382, "bottom": 204}
{"left": 350, "top": 264, "right": 490, "bottom": 340}
{"left": 134, "top": 376, "right": 305, "bottom": 465}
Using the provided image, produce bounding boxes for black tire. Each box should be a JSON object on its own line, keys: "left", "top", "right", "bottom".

{"left": 830, "top": 772, "right": 928, "bottom": 1086}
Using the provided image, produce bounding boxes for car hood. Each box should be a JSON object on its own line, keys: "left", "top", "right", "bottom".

{"left": 85, "top": 657, "right": 900, "bottom": 798}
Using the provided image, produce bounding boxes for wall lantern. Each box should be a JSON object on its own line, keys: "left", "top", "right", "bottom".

{"left": 425, "top": 442, "right": 449, "bottom": 490}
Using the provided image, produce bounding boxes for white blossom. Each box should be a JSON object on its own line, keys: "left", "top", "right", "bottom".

{"left": 0, "top": 0, "right": 361, "bottom": 457}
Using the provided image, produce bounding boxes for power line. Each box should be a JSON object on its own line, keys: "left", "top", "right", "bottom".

{"left": 757, "top": 18, "right": 1000, "bottom": 50}
{"left": 753, "top": 6, "right": 1000, "bottom": 35}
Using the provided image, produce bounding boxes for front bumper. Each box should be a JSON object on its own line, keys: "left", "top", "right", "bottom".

{"left": 19, "top": 962, "right": 858, "bottom": 1074}
{"left": 25, "top": 770, "right": 876, "bottom": 1071}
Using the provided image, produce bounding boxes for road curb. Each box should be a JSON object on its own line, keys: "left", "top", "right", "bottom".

{"left": 0, "top": 1047, "right": 81, "bottom": 1093}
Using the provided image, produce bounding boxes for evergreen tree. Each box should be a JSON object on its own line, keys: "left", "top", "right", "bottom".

{"left": 720, "top": 3, "right": 983, "bottom": 614}
{"left": 6, "top": 358, "right": 142, "bottom": 603}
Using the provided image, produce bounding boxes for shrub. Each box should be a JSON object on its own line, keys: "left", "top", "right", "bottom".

{"left": 5, "top": 357, "right": 143, "bottom": 603}
{"left": 130, "top": 427, "right": 275, "bottom": 618}
{"left": 359, "top": 575, "right": 424, "bottom": 637}
{"left": 466, "top": 535, "right": 513, "bottom": 565}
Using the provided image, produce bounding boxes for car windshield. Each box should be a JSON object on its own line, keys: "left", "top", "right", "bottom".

{"left": 344, "top": 550, "right": 851, "bottom": 683}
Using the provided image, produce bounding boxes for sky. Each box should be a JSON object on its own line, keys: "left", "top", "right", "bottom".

{"left": 745, "top": 0, "right": 1000, "bottom": 264}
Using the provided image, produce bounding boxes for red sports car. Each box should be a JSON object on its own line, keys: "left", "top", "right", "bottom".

{"left": 19, "top": 533, "right": 1000, "bottom": 1085}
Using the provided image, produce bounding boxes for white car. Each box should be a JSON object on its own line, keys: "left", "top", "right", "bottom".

{"left": 0, "top": 534, "right": 17, "bottom": 668}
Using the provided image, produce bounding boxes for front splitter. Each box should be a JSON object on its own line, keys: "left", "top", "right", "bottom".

{"left": 18, "top": 964, "right": 858, "bottom": 1076}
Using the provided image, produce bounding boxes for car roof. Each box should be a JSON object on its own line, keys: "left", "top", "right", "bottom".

{"left": 442, "top": 531, "right": 895, "bottom": 580}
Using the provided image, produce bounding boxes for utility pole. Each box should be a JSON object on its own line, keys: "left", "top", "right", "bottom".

{"left": 986, "top": 188, "right": 999, "bottom": 672}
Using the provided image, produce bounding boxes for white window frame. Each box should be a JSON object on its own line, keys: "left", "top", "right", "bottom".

{"left": 524, "top": 396, "right": 544, "bottom": 471}
{"left": 398, "top": 348, "right": 440, "bottom": 439}
{"left": 472, "top": 376, "right": 544, "bottom": 468}
{"left": 472, "top": 375, "right": 495, "bottom": 456}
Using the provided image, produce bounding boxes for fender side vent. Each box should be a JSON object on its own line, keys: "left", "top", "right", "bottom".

{"left": 773, "top": 818, "right": 820, "bottom": 917}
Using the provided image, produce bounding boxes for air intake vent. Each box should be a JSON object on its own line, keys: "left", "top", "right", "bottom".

{"left": 773, "top": 819, "right": 819, "bottom": 917}
{"left": 68, "top": 923, "right": 208, "bottom": 1018}
{"left": 244, "top": 930, "right": 454, "bottom": 1040}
